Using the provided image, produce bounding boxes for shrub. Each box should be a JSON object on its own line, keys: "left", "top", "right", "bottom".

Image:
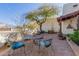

{"left": 68, "top": 30, "right": 79, "bottom": 45}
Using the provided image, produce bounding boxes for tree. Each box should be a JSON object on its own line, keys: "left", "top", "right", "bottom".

{"left": 26, "top": 22, "right": 38, "bottom": 30}
{"left": 25, "top": 5, "right": 58, "bottom": 33}
{"left": 25, "top": 22, "right": 38, "bottom": 34}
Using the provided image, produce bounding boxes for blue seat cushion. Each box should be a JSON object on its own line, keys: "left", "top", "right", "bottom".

{"left": 11, "top": 42, "right": 25, "bottom": 50}
{"left": 39, "top": 39, "right": 52, "bottom": 47}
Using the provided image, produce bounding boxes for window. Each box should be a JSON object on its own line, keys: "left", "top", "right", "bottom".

{"left": 73, "top": 4, "right": 78, "bottom": 7}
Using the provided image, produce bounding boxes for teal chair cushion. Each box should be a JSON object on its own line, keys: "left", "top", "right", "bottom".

{"left": 11, "top": 42, "right": 25, "bottom": 50}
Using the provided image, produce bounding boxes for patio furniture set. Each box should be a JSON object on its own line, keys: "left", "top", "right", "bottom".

{"left": 5, "top": 33, "right": 53, "bottom": 55}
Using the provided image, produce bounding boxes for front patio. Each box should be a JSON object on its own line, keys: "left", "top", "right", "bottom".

{"left": 2, "top": 33, "right": 75, "bottom": 56}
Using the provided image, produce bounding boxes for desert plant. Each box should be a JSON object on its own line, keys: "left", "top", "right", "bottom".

{"left": 68, "top": 30, "right": 79, "bottom": 45}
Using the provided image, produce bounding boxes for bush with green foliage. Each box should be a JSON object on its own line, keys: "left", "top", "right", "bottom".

{"left": 68, "top": 30, "right": 79, "bottom": 45}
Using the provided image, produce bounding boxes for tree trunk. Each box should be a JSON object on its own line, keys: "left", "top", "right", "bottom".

{"left": 39, "top": 24, "right": 43, "bottom": 33}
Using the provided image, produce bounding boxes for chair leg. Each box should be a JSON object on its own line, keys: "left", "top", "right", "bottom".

{"left": 24, "top": 46, "right": 26, "bottom": 55}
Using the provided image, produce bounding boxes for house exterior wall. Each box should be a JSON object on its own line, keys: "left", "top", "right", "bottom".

{"left": 42, "top": 18, "right": 60, "bottom": 32}
{"left": 62, "top": 17, "right": 77, "bottom": 34}
{"left": 63, "top": 3, "right": 79, "bottom": 15}
{"left": 61, "top": 3, "right": 79, "bottom": 34}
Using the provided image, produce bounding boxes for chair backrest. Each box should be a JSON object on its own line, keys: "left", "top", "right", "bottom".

{"left": 6, "top": 33, "right": 17, "bottom": 44}
{"left": 34, "top": 39, "right": 52, "bottom": 48}
{"left": 41, "top": 39, "right": 52, "bottom": 47}
{"left": 23, "top": 35, "right": 33, "bottom": 40}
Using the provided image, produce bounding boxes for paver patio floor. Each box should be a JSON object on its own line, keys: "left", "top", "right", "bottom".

{"left": 2, "top": 34, "right": 75, "bottom": 56}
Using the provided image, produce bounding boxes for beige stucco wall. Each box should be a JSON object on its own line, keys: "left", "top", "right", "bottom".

{"left": 61, "top": 3, "right": 79, "bottom": 34}
{"left": 42, "top": 18, "right": 60, "bottom": 32}
{"left": 62, "top": 17, "right": 77, "bottom": 34}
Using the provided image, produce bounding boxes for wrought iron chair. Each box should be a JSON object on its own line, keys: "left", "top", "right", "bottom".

{"left": 5, "top": 33, "right": 25, "bottom": 49}
{"left": 33, "top": 38, "right": 53, "bottom": 55}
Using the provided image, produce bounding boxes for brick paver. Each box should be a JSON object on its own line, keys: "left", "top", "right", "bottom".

{"left": 2, "top": 33, "right": 75, "bottom": 56}
{"left": 50, "top": 34, "right": 75, "bottom": 56}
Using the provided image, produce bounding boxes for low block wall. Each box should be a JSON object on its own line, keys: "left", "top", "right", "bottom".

{"left": 66, "top": 37, "right": 79, "bottom": 56}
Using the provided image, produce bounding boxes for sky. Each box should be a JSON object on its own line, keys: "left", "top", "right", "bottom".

{"left": 0, "top": 3, "right": 64, "bottom": 26}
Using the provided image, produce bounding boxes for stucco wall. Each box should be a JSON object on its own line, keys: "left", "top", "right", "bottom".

{"left": 62, "top": 17, "right": 77, "bottom": 34}
{"left": 61, "top": 3, "right": 79, "bottom": 34}
{"left": 42, "top": 18, "right": 60, "bottom": 32}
